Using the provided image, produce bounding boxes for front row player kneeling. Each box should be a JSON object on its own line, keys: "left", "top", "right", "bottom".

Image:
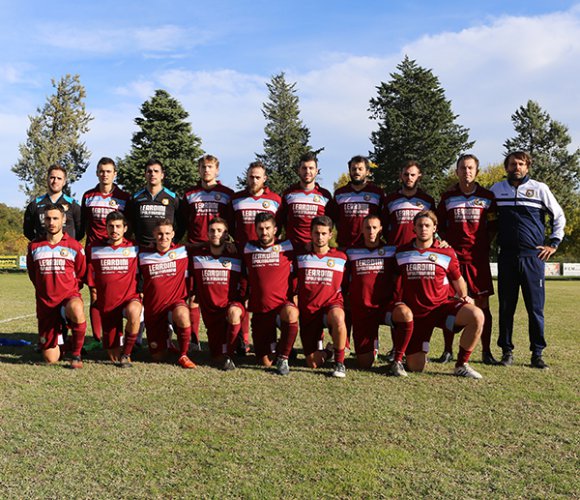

{"left": 138, "top": 219, "right": 196, "bottom": 368}
{"left": 27, "top": 204, "right": 87, "bottom": 368}
{"left": 394, "top": 210, "right": 484, "bottom": 379}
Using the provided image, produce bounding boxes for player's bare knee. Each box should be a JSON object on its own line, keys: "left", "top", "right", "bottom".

{"left": 227, "top": 306, "right": 243, "bottom": 324}
{"left": 281, "top": 306, "right": 298, "bottom": 324}
{"left": 356, "top": 352, "right": 375, "bottom": 369}
{"left": 406, "top": 353, "right": 426, "bottom": 372}
{"left": 42, "top": 347, "right": 60, "bottom": 364}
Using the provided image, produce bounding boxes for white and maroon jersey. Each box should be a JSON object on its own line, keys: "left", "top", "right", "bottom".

{"left": 231, "top": 187, "right": 281, "bottom": 249}
{"left": 394, "top": 241, "right": 461, "bottom": 318}
{"left": 27, "top": 233, "right": 86, "bottom": 309}
{"left": 243, "top": 239, "right": 295, "bottom": 313}
{"left": 436, "top": 183, "right": 496, "bottom": 263}
{"left": 383, "top": 189, "right": 435, "bottom": 246}
{"left": 280, "top": 183, "right": 332, "bottom": 249}
{"left": 346, "top": 244, "right": 396, "bottom": 309}
{"left": 138, "top": 243, "right": 189, "bottom": 316}
{"left": 296, "top": 248, "right": 347, "bottom": 316}
{"left": 189, "top": 248, "right": 245, "bottom": 314}
{"left": 86, "top": 238, "right": 139, "bottom": 312}
{"left": 81, "top": 185, "right": 131, "bottom": 245}
{"left": 182, "top": 182, "right": 234, "bottom": 244}
{"left": 332, "top": 182, "right": 385, "bottom": 248}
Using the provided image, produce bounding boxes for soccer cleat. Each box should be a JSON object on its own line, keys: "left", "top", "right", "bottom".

{"left": 178, "top": 355, "right": 196, "bottom": 369}
{"left": 500, "top": 351, "right": 514, "bottom": 366}
{"left": 531, "top": 355, "right": 549, "bottom": 369}
{"left": 324, "top": 342, "right": 335, "bottom": 363}
{"left": 235, "top": 341, "right": 250, "bottom": 357}
{"left": 117, "top": 354, "right": 133, "bottom": 368}
{"left": 385, "top": 349, "right": 395, "bottom": 363}
{"left": 454, "top": 363, "right": 483, "bottom": 379}
{"left": 387, "top": 361, "right": 408, "bottom": 377}
{"left": 331, "top": 362, "right": 346, "bottom": 378}
{"left": 434, "top": 351, "right": 453, "bottom": 364}
{"left": 221, "top": 357, "right": 236, "bottom": 371}
{"left": 189, "top": 341, "right": 202, "bottom": 352}
{"left": 482, "top": 351, "right": 499, "bottom": 366}
{"left": 70, "top": 356, "right": 83, "bottom": 369}
{"left": 275, "top": 357, "right": 290, "bottom": 376}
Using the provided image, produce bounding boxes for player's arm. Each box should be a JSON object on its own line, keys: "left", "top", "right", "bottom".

{"left": 72, "top": 201, "right": 85, "bottom": 241}
{"left": 450, "top": 276, "right": 473, "bottom": 304}
{"left": 173, "top": 196, "right": 186, "bottom": 243}
{"left": 76, "top": 246, "right": 87, "bottom": 290}
{"left": 26, "top": 245, "right": 34, "bottom": 283}
{"left": 23, "top": 202, "right": 37, "bottom": 241}
{"left": 537, "top": 186, "right": 566, "bottom": 261}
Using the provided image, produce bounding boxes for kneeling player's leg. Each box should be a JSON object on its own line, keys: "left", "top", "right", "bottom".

{"left": 172, "top": 304, "right": 192, "bottom": 357}
{"left": 145, "top": 312, "right": 169, "bottom": 362}
{"left": 226, "top": 304, "right": 244, "bottom": 357}
{"left": 454, "top": 303, "right": 484, "bottom": 367}
{"left": 122, "top": 300, "right": 142, "bottom": 359}
{"left": 101, "top": 308, "right": 123, "bottom": 362}
{"left": 351, "top": 309, "right": 379, "bottom": 369}
{"left": 300, "top": 314, "right": 326, "bottom": 368}
{"left": 326, "top": 307, "right": 347, "bottom": 366}
{"left": 37, "top": 309, "right": 62, "bottom": 363}
{"left": 390, "top": 303, "right": 414, "bottom": 363}
{"left": 89, "top": 287, "right": 102, "bottom": 342}
{"left": 276, "top": 304, "right": 299, "bottom": 361}
{"left": 65, "top": 297, "right": 86, "bottom": 359}
{"left": 405, "top": 316, "right": 432, "bottom": 372}
{"left": 250, "top": 311, "right": 276, "bottom": 366}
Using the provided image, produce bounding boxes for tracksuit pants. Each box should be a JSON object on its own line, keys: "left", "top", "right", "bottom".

{"left": 497, "top": 252, "right": 546, "bottom": 356}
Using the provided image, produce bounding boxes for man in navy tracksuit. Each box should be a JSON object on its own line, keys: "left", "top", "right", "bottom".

{"left": 491, "top": 151, "right": 566, "bottom": 369}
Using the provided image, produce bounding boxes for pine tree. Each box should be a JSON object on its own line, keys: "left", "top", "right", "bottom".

{"left": 254, "top": 73, "right": 322, "bottom": 194}
{"left": 117, "top": 89, "right": 204, "bottom": 195}
{"left": 504, "top": 100, "right": 580, "bottom": 208}
{"left": 369, "top": 56, "right": 473, "bottom": 197}
{"left": 12, "top": 74, "right": 93, "bottom": 201}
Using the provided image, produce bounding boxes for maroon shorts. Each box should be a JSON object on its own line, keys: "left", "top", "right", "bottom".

{"left": 251, "top": 302, "right": 297, "bottom": 358}
{"left": 351, "top": 302, "right": 398, "bottom": 355}
{"left": 202, "top": 302, "right": 245, "bottom": 358}
{"left": 144, "top": 301, "right": 187, "bottom": 355}
{"left": 101, "top": 297, "right": 142, "bottom": 350}
{"left": 299, "top": 299, "right": 344, "bottom": 356}
{"left": 406, "top": 300, "right": 465, "bottom": 355}
{"left": 36, "top": 295, "right": 81, "bottom": 350}
{"left": 460, "top": 261, "right": 494, "bottom": 298}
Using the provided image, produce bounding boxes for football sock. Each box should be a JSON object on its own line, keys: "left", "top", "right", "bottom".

{"left": 189, "top": 307, "right": 200, "bottom": 344}
{"left": 456, "top": 346, "right": 473, "bottom": 367}
{"left": 393, "top": 320, "right": 413, "bottom": 362}
{"left": 175, "top": 326, "right": 192, "bottom": 357}
{"left": 89, "top": 304, "right": 102, "bottom": 342}
{"left": 123, "top": 331, "right": 138, "bottom": 357}
{"left": 481, "top": 307, "right": 492, "bottom": 352}
{"left": 443, "top": 328, "right": 454, "bottom": 353}
{"left": 241, "top": 311, "right": 250, "bottom": 344}
{"left": 70, "top": 321, "right": 87, "bottom": 357}
{"left": 335, "top": 348, "right": 346, "bottom": 364}
{"left": 226, "top": 322, "right": 242, "bottom": 356}
{"left": 277, "top": 321, "right": 298, "bottom": 359}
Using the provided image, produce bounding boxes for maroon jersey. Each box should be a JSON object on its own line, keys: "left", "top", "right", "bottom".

{"left": 189, "top": 247, "right": 245, "bottom": 314}
{"left": 182, "top": 182, "right": 234, "bottom": 244}
{"left": 296, "top": 247, "right": 347, "bottom": 316}
{"left": 138, "top": 243, "right": 189, "bottom": 316}
{"left": 27, "top": 233, "right": 86, "bottom": 309}
{"left": 436, "top": 183, "right": 496, "bottom": 263}
{"left": 81, "top": 185, "right": 131, "bottom": 245}
{"left": 86, "top": 238, "right": 140, "bottom": 312}
{"left": 383, "top": 189, "right": 435, "bottom": 246}
{"left": 231, "top": 187, "right": 281, "bottom": 249}
{"left": 332, "top": 182, "right": 385, "bottom": 248}
{"left": 279, "top": 183, "right": 332, "bottom": 248}
{"left": 345, "top": 244, "right": 396, "bottom": 309}
{"left": 242, "top": 239, "right": 295, "bottom": 313}
{"left": 394, "top": 241, "right": 461, "bottom": 318}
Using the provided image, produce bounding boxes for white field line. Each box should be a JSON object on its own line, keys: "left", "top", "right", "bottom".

{"left": 0, "top": 313, "right": 35, "bottom": 324}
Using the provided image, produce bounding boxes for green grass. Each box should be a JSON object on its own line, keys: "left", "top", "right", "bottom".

{"left": 0, "top": 274, "right": 578, "bottom": 498}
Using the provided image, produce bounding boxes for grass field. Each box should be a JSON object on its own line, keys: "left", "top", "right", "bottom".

{"left": 0, "top": 273, "right": 578, "bottom": 499}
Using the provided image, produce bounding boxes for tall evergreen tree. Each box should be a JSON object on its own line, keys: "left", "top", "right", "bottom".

{"left": 369, "top": 56, "right": 473, "bottom": 197}
{"left": 117, "top": 89, "right": 204, "bottom": 195}
{"left": 254, "top": 73, "right": 322, "bottom": 194}
{"left": 12, "top": 74, "right": 93, "bottom": 201}
{"left": 504, "top": 100, "right": 580, "bottom": 208}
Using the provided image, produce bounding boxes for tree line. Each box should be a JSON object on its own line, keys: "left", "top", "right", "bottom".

{"left": 9, "top": 57, "right": 580, "bottom": 259}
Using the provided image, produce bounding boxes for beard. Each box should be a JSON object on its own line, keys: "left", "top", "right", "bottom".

{"left": 351, "top": 178, "right": 365, "bottom": 186}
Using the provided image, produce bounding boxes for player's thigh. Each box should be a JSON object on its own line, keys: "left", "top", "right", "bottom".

{"left": 171, "top": 304, "right": 191, "bottom": 327}
{"left": 454, "top": 303, "right": 483, "bottom": 329}
{"left": 124, "top": 300, "right": 143, "bottom": 323}
{"left": 326, "top": 306, "right": 345, "bottom": 329}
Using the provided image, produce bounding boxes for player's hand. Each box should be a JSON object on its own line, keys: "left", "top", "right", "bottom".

{"left": 460, "top": 295, "right": 474, "bottom": 305}
{"left": 225, "top": 242, "right": 237, "bottom": 254}
{"left": 536, "top": 245, "right": 556, "bottom": 261}
{"left": 438, "top": 239, "right": 450, "bottom": 248}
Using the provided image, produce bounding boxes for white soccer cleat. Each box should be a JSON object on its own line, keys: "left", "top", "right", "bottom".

{"left": 454, "top": 363, "right": 483, "bottom": 379}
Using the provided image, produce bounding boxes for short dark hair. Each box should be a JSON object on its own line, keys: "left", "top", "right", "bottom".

{"left": 44, "top": 203, "right": 65, "bottom": 215}
{"left": 153, "top": 218, "right": 173, "bottom": 230}
{"left": 504, "top": 151, "right": 531, "bottom": 169}
{"left": 311, "top": 215, "right": 333, "bottom": 231}
{"left": 456, "top": 154, "right": 480, "bottom": 170}
{"left": 208, "top": 216, "right": 229, "bottom": 230}
{"left": 348, "top": 155, "right": 370, "bottom": 169}
{"left": 255, "top": 212, "right": 276, "bottom": 226}
{"left": 363, "top": 214, "right": 381, "bottom": 225}
{"left": 47, "top": 164, "right": 67, "bottom": 178}
{"left": 105, "top": 211, "right": 127, "bottom": 225}
{"left": 413, "top": 210, "right": 437, "bottom": 226}
{"left": 97, "top": 157, "right": 116, "bottom": 170}
{"left": 299, "top": 152, "right": 318, "bottom": 167}
{"left": 248, "top": 161, "right": 266, "bottom": 172}
{"left": 145, "top": 158, "right": 164, "bottom": 171}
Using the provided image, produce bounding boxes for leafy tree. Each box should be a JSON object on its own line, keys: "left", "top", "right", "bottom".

{"left": 117, "top": 89, "right": 204, "bottom": 195}
{"left": 254, "top": 72, "right": 322, "bottom": 194}
{"left": 369, "top": 56, "right": 474, "bottom": 198}
{"left": 504, "top": 100, "right": 580, "bottom": 208}
{"left": 333, "top": 172, "right": 351, "bottom": 192}
{"left": 0, "top": 204, "right": 28, "bottom": 255}
{"left": 12, "top": 74, "right": 93, "bottom": 201}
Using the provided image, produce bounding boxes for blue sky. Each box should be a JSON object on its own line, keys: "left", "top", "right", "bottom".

{"left": 1, "top": 0, "right": 579, "bottom": 207}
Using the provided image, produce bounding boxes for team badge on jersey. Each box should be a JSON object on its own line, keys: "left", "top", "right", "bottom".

{"left": 428, "top": 254, "right": 438, "bottom": 262}
{"left": 327, "top": 259, "right": 335, "bottom": 268}
{"left": 262, "top": 201, "right": 270, "bottom": 208}
{"left": 222, "top": 259, "right": 231, "bottom": 268}
{"left": 474, "top": 199, "right": 484, "bottom": 206}
{"left": 169, "top": 251, "right": 177, "bottom": 260}
{"left": 378, "top": 248, "right": 385, "bottom": 256}
{"left": 123, "top": 248, "right": 131, "bottom": 256}
{"left": 415, "top": 202, "right": 424, "bottom": 209}
{"left": 109, "top": 199, "right": 118, "bottom": 207}
{"left": 162, "top": 198, "right": 169, "bottom": 205}
{"left": 364, "top": 194, "right": 371, "bottom": 201}
{"left": 272, "top": 245, "right": 281, "bottom": 252}
{"left": 313, "top": 195, "right": 321, "bottom": 202}
{"left": 215, "top": 193, "right": 222, "bottom": 201}
{"left": 60, "top": 248, "right": 69, "bottom": 257}
{"left": 526, "top": 190, "right": 535, "bottom": 198}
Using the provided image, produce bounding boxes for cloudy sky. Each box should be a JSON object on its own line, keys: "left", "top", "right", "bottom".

{"left": 1, "top": 0, "right": 579, "bottom": 207}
